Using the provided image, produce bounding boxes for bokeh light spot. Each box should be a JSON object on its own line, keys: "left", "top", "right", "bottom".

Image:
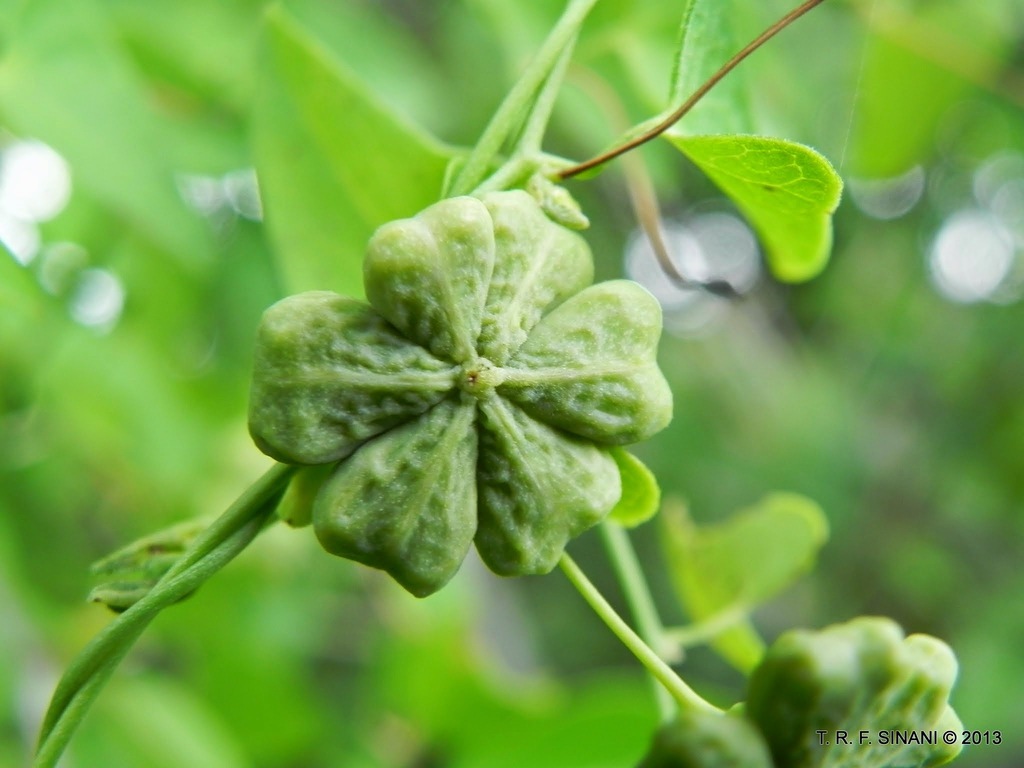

{"left": 849, "top": 166, "right": 925, "bottom": 220}
{"left": 0, "top": 139, "right": 72, "bottom": 223}
{"left": 0, "top": 212, "right": 41, "bottom": 265}
{"left": 70, "top": 268, "right": 125, "bottom": 331}
{"left": 625, "top": 211, "right": 759, "bottom": 336}
{"left": 224, "top": 168, "right": 263, "bottom": 221}
{"left": 178, "top": 167, "right": 263, "bottom": 221}
{"left": 929, "top": 209, "right": 1015, "bottom": 304}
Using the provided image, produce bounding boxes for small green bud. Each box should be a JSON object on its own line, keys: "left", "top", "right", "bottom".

{"left": 526, "top": 173, "right": 590, "bottom": 230}
{"left": 88, "top": 518, "right": 207, "bottom": 612}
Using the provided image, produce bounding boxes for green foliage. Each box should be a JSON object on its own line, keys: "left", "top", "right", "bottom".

{"left": 662, "top": 494, "right": 828, "bottom": 672}
{"left": 608, "top": 449, "right": 661, "bottom": 528}
{"left": 0, "top": 0, "right": 212, "bottom": 266}
{"left": 846, "top": 2, "right": 1012, "bottom": 176}
{"left": 88, "top": 518, "right": 207, "bottom": 611}
{"left": 253, "top": 6, "right": 455, "bottom": 296}
{"left": 666, "top": 135, "right": 843, "bottom": 282}
{"left": 668, "top": 0, "right": 752, "bottom": 136}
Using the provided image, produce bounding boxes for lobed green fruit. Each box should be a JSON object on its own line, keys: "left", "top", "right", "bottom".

{"left": 746, "top": 616, "right": 962, "bottom": 768}
{"left": 249, "top": 292, "right": 454, "bottom": 465}
{"left": 249, "top": 191, "right": 673, "bottom": 596}
{"left": 637, "top": 710, "right": 774, "bottom": 768}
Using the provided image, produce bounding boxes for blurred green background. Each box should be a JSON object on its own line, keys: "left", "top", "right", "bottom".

{"left": 1, "top": 0, "right": 1021, "bottom": 766}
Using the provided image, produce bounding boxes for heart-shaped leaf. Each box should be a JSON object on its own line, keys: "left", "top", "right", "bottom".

{"left": 667, "top": 134, "right": 843, "bottom": 282}
{"left": 662, "top": 493, "right": 829, "bottom": 672}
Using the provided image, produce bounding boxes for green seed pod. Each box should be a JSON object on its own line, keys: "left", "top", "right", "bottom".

{"left": 636, "top": 711, "right": 774, "bottom": 768}
{"left": 248, "top": 191, "right": 673, "bottom": 595}
{"left": 475, "top": 395, "right": 620, "bottom": 575}
{"left": 475, "top": 190, "right": 594, "bottom": 364}
{"left": 364, "top": 196, "right": 495, "bottom": 363}
{"left": 746, "top": 616, "right": 962, "bottom": 768}
{"left": 249, "top": 292, "right": 455, "bottom": 465}
{"left": 499, "top": 280, "right": 672, "bottom": 445}
{"left": 314, "top": 396, "right": 478, "bottom": 597}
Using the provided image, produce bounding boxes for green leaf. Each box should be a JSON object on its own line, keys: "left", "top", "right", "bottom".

{"left": 661, "top": 493, "right": 829, "bottom": 672}
{"left": 588, "top": 0, "right": 752, "bottom": 180}
{"left": 104, "top": 0, "right": 257, "bottom": 116}
{"left": 747, "top": 617, "right": 963, "bottom": 768}
{"left": 253, "top": 6, "right": 457, "bottom": 297}
{"left": 668, "top": 0, "right": 753, "bottom": 136}
{"left": 0, "top": 0, "right": 212, "bottom": 268}
{"left": 90, "top": 519, "right": 206, "bottom": 579}
{"left": 848, "top": 0, "right": 1012, "bottom": 177}
{"left": 87, "top": 517, "right": 209, "bottom": 612}
{"left": 667, "top": 134, "right": 843, "bottom": 283}
{"left": 608, "top": 449, "right": 661, "bottom": 528}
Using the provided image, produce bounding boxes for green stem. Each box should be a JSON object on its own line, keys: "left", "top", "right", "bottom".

{"left": 34, "top": 462, "right": 297, "bottom": 768}
{"left": 664, "top": 604, "right": 752, "bottom": 648}
{"left": 599, "top": 522, "right": 676, "bottom": 722}
{"left": 471, "top": 156, "right": 532, "bottom": 195}
{"left": 449, "top": 0, "right": 600, "bottom": 196}
{"left": 513, "top": 39, "right": 577, "bottom": 156}
{"left": 559, "top": 552, "right": 721, "bottom": 716}
{"left": 470, "top": 41, "right": 579, "bottom": 195}
{"left": 557, "top": 0, "right": 829, "bottom": 180}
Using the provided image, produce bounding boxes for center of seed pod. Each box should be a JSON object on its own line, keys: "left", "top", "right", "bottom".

{"left": 458, "top": 357, "right": 506, "bottom": 397}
